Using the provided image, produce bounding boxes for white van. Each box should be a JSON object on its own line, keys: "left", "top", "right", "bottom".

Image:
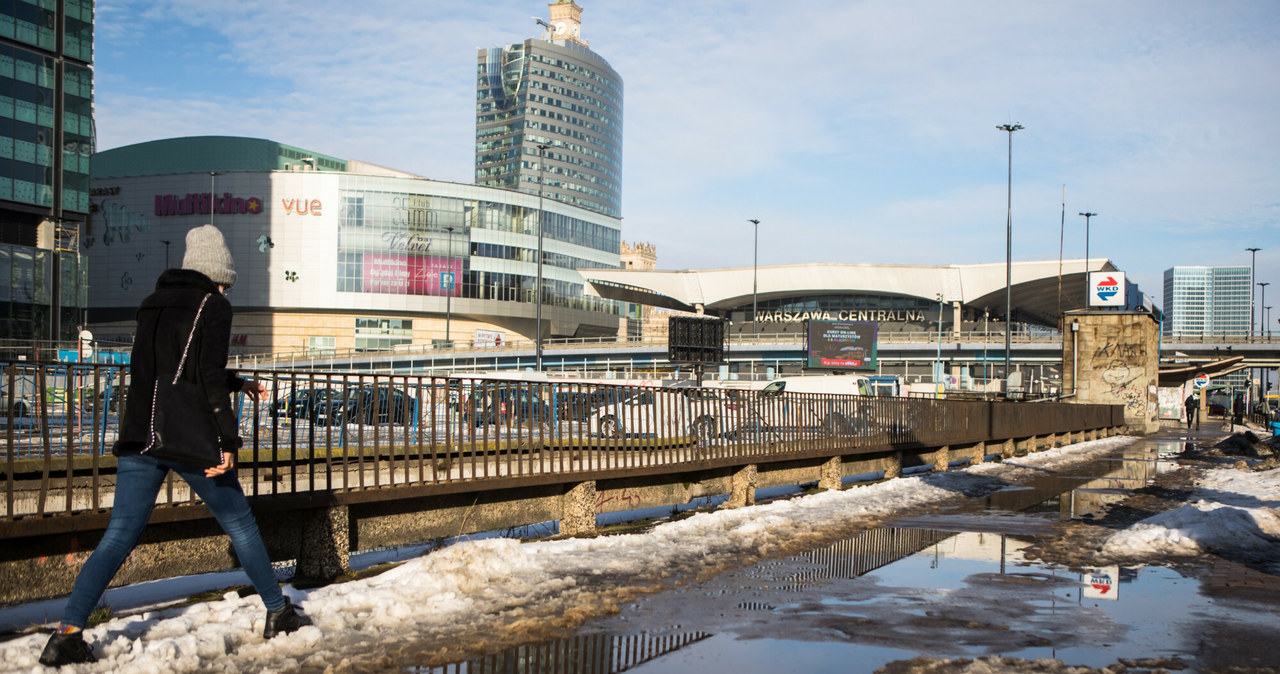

{"left": 760, "top": 375, "right": 871, "bottom": 397}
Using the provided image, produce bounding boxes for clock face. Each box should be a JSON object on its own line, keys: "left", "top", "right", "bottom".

{"left": 554, "top": 21, "right": 566, "bottom": 35}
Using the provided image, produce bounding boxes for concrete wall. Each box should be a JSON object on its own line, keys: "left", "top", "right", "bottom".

{"left": 1061, "top": 310, "right": 1160, "bottom": 434}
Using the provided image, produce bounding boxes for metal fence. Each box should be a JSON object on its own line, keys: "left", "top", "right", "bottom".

{"left": 2, "top": 364, "right": 1121, "bottom": 524}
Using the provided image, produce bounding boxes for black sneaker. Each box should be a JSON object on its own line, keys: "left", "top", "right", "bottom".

{"left": 38, "top": 630, "right": 97, "bottom": 666}
{"left": 263, "top": 599, "right": 312, "bottom": 639}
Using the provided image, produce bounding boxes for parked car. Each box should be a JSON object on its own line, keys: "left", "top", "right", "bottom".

{"left": 329, "top": 385, "right": 415, "bottom": 426}
{"left": 270, "top": 386, "right": 343, "bottom": 425}
{"left": 465, "top": 384, "right": 552, "bottom": 429}
{"left": 591, "top": 387, "right": 723, "bottom": 440}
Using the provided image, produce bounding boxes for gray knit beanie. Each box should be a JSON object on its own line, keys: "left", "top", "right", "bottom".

{"left": 181, "top": 225, "right": 237, "bottom": 287}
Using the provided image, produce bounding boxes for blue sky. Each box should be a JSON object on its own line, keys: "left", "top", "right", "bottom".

{"left": 94, "top": 0, "right": 1280, "bottom": 318}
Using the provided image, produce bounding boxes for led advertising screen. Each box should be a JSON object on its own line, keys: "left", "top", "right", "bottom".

{"left": 363, "top": 254, "right": 462, "bottom": 296}
{"left": 806, "top": 320, "right": 878, "bottom": 370}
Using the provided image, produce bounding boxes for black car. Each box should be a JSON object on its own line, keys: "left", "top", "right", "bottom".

{"left": 270, "top": 387, "right": 343, "bottom": 425}
{"left": 337, "top": 385, "right": 414, "bottom": 425}
{"left": 465, "top": 385, "right": 552, "bottom": 428}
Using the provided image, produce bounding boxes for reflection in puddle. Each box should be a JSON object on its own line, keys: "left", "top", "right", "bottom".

{"left": 411, "top": 631, "right": 712, "bottom": 673}
{"left": 426, "top": 439, "right": 1279, "bottom": 673}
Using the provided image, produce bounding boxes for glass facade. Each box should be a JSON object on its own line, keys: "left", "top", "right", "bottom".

{"left": 476, "top": 39, "right": 623, "bottom": 218}
{"left": 0, "top": 0, "right": 95, "bottom": 342}
{"left": 334, "top": 174, "right": 620, "bottom": 316}
{"left": 1162, "top": 266, "right": 1251, "bottom": 336}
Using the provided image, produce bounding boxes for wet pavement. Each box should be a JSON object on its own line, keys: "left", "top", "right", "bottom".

{"left": 424, "top": 430, "right": 1280, "bottom": 673}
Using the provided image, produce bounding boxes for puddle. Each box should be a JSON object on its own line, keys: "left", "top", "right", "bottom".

{"left": 423, "top": 437, "right": 1280, "bottom": 673}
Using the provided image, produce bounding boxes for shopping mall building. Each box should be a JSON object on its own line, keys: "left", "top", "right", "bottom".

{"left": 85, "top": 136, "right": 624, "bottom": 355}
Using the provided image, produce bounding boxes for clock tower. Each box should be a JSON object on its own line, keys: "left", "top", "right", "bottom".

{"left": 548, "top": 1, "right": 588, "bottom": 48}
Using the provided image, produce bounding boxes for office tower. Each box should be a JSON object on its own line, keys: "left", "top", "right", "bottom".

{"left": 1162, "top": 266, "right": 1251, "bottom": 336}
{"left": 0, "top": 0, "right": 95, "bottom": 342}
{"left": 475, "top": 1, "right": 623, "bottom": 218}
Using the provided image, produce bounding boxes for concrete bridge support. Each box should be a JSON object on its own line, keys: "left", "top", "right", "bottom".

{"left": 724, "top": 464, "right": 758, "bottom": 509}
{"left": 295, "top": 505, "right": 350, "bottom": 582}
{"left": 561, "top": 481, "right": 598, "bottom": 537}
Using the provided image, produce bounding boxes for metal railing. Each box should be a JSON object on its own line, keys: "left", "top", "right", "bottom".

{"left": 1, "top": 363, "right": 1121, "bottom": 526}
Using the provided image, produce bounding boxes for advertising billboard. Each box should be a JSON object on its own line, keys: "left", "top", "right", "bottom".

{"left": 363, "top": 254, "right": 462, "bottom": 296}
{"left": 806, "top": 320, "right": 878, "bottom": 370}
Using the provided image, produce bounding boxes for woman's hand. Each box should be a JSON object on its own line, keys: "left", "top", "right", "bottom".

{"left": 205, "top": 451, "right": 236, "bottom": 477}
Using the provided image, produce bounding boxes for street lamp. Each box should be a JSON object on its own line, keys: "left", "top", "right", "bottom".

{"left": 1247, "top": 247, "right": 1261, "bottom": 338}
{"left": 535, "top": 143, "right": 551, "bottom": 371}
{"left": 996, "top": 123, "right": 1023, "bottom": 384}
{"left": 161, "top": 240, "right": 171, "bottom": 269}
{"left": 747, "top": 219, "right": 760, "bottom": 338}
{"left": 1078, "top": 212, "right": 1096, "bottom": 299}
{"left": 209, "top": 172, "right": 218, "bottom": 225}
{"left": 445, "top": 226, "right": 456, "bottom": 343}
{"left": 935, "top": 293, "right": 944, "bottom": 390}
{"left": 1259, "top": 282, "right": 1269, "bottom": 339}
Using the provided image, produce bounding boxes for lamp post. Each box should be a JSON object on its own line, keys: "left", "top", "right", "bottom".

{"left": 445, "top": 225, "right": 456, "bottom": 343}
{"left": 1247, "top": 247, "right": 1261, "bottom": 338}
{"left": 1259, "top": 282, "right": 1269, "bottom": 340}
{"left": 1078, "top": 212, "right": 1096, "bottom": 298}
{"left": 160, "top": 240, "right": 171, "bottom": 269}
{"left": 935, "top": 293, "right": 944, "bottom": 390}
{"left": 983, "top": 308, "right": 990, "bottom": 388}
{"left": 996, "top": 123, "right": 1023, "bottom": 383}
{"left": 535, "top": 143, "right": 551, "bottom": 371}
{"left": 209, "top": 172, "right": 218, "bottom": 225}
{"left": 748, "top": 219, "right": 760, "bottom": 338}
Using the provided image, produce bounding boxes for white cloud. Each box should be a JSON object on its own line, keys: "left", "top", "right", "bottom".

{"left": 92, "top": 0, "right": 1280, "bottom": 302}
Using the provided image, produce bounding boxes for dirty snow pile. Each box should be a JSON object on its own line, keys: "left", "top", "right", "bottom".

{"left": 0, "top": 436, "right": 1139, "bottom": 672}
{"left": 1101, "top": 466, "right": 1280, "bottom": 559}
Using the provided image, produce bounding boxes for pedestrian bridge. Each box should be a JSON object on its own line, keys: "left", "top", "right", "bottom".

{"left": 0, "top": 366, "right": 1125, "bottom": 606}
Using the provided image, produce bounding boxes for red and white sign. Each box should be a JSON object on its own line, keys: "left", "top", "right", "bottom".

{"left": 1083, "top": 566, "right": 1120, "bottom": 600}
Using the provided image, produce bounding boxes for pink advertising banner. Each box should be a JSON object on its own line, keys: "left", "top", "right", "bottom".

{"left": 363, "top": 254, "right": 462, "bottom": 297}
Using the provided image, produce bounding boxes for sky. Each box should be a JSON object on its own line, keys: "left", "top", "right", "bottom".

{"left": 2, "top": 437, "right": 1276, "bottom": 670}
{"left": 91, "top": 1, "right": 1280, "bottom": 313}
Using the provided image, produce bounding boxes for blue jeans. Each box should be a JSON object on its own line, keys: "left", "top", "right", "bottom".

{"left": 62, "top": 454, "right": 285, "bottom": 627}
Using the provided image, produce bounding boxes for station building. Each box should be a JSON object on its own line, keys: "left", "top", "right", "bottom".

{"left": 582, "top": 259, "right": 1142, "bottom": 338}
{"left": 85, "top": 136, "right": 623, "bottom": 355}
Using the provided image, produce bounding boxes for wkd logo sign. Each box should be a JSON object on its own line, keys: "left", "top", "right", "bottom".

{"left": 1088, "top": 271, "right": 1126, "bottom": 307}
{"left": 1095, "top": 276, "right": 1120, "bottom": 301}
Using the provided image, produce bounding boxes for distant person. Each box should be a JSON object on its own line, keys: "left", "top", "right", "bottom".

{"left": 39, "top": 226, "right": 311, "bottom": 667}
{"left": 1184, "top": 393, "right": 1198, "bottom": 428}
{"left": 1232, "top": 396, "right": 1245, "bottom": 426}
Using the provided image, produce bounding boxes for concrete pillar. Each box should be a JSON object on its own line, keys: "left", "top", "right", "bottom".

{"left": 818, "top": 457, "right": 843, "bottom": 491}
{"left": 884, "top": 451, "right": 903, "bottom": 479}
{"left": 972, "top": 441, "right": 986, "bottom": 464}
{"left": 296, "top": 505, "right": 350, "bottom": 582}
{"left": 1002, "top": 438, "right": 1015, "bottom": 459}
{"left": 561, "top": 481, "right": 598, "bottom": 537}
{"left": 1061, "top": 311, "right": 1160, "bottom": 435}
{"left": 933, "top": 445, "right": 951, "bottom": 472}
{"left": 724, "top": 464, "right": 758, "bottom": 509}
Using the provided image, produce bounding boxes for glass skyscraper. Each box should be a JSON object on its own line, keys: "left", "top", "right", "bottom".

{"left": 1162, "top": 266, "right": 1252, "bottom": 336}
{"left": 0, "top": 0, "right": 95, "bottom": 342}
{"left": 475, "top": 1, "right": 623, "bottom": 218}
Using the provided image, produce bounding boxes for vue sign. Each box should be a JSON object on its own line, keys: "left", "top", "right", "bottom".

{"left": 282, "top": 198, "right": 322, "bottom": 216}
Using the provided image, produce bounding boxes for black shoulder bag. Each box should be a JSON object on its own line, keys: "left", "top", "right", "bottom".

{"left": 143, "top": 293, "right": 225, "bottom": 469}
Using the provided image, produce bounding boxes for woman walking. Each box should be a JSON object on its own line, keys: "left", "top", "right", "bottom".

{"left": 40, "top": 226, "right": 311, "bottom": 667}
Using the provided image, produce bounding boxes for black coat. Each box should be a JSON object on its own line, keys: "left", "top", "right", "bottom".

{"left": 114, "top": 269, "right": 245, "bottom": 457}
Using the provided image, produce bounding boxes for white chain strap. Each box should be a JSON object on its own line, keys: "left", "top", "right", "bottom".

{"left": 145, "top": 293, "right": 212, "bottom": 453}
